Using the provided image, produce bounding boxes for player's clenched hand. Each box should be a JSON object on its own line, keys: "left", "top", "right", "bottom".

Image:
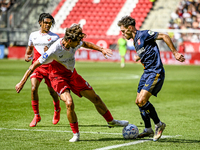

{"left": 174, "top": 52, "right": 185, "bottom": 62}
{"left": 25, "top": 54, "right": 33, "bottom": 62}
{"left": 134, "top": 55, "right": 140, "bottom": 62}
{"left": 101, "top": 48, "right": 113, "bottom": 59}
{"left": 15, "top": 82, "right": 24, "bottom": 93}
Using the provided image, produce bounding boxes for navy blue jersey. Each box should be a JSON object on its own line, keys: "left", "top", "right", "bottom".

{"left": 134, "top": 30, "right": 165, "bottom": 74}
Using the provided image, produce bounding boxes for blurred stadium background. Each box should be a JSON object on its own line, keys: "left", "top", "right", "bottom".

{"left": 0, "top": 0, "right": 200, "bottom": 65}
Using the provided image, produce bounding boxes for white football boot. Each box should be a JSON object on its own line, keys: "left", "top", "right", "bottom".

{"left": 69, "top": 133, "right": 80, "bottom": 142}
{"left": 108, "top": 119, "right": 129, "bottom": 128}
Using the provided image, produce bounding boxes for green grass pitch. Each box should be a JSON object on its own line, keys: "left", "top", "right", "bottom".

{"left": 0, "top": 59, "right": 200, "bottom": 150}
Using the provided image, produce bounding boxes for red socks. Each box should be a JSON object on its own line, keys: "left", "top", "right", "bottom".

{"left": 31, "top": 100, "right": 39, "bottom": 115}
{"left": 69, "top": 111, "right": 113, "bottom": 134}
{"left": 103, "top": 110, "right": 113, "bottom": 122}
{"left": 70, "top": 122, "right": 79, "bottom": 134}
{"left": 32, "top": 100, "right": 60, "bottom": 115}
{"left": 53, "top": 100, "right": 60, "bottom": 111}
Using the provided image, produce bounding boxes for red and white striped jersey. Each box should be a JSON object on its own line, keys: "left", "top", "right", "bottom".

{"left": 28, "top": 30, "right": 59, "bottom": 63}
{"left": 38, "top": 38, "right": 83, "bottom": 72}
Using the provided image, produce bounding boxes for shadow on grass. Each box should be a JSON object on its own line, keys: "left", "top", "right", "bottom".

{"left": 159, "top": 138, "right": 200, "bottom": 143}
{"left": 79, "top": 124, "right": 143, "bottom": 128}
{"left": 80, "top": 138, "right": 150, "bottom": 142}
{"left": 36, "top": 124, "right": 129, "bottom": 128}
{"left": 80, "top": 138, "right": 200, "bottom": 143}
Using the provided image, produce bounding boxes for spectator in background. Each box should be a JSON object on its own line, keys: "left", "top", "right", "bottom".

{"left": 177, "top": 33, "right": 185, "bottom": 53}
{"left": 168, "top": 0, "right": 200, "bottom": 49}
{"left": 196, "top": 0, "right": 200, "bottom": 13}
{"left": 0, "top": 0, "right": 16, "bottom": 28}
{"left": 117, "top": 35, "right": 127, "bottom": 68}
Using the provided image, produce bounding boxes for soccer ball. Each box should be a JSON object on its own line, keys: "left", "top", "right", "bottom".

{"left": 122, "top": 124, "right": 139, "bottom": 139}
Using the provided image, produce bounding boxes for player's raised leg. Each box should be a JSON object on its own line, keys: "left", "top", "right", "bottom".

{"left": 80, "top": 89, "right": 129, "bottom": 128}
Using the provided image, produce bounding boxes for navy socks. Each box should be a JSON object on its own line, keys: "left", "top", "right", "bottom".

{"left": 139, "top": 101, "right": 160, "bottom": 126}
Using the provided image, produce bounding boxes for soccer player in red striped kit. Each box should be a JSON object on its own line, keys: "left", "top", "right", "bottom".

{"left": 25, "top": 13, "right": 61, "bottom": 127}
{"left": 16, "top": 24, "right": 129, "bottom": 142}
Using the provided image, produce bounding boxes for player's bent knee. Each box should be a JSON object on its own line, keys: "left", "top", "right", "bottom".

{"left": 65, "top": 101, "right": 74, "bottom": 110}
{"left": 138, "top": 100, "right": 147, "bottom": 107}
{"left": 136, "top": 97, "right": 147, "bottom": 107}
{"left": 135, "top": 99, "right": 139, "bottom": 106}
{"left": 31, "top": 85, "right": 38, "bottom": 93}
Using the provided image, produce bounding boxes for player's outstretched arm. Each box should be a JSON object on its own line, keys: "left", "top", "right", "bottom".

{"left": 25, "top": 46, "right": 33, "bottom": 62}
{"left": 156, "top": 33, "right": 185, "bottom": 62}
{"left": 15, "top": 60, "right": 41, "bottom": 93}
{"left": 82, "top": 41, "right": 113, "bottom": 59}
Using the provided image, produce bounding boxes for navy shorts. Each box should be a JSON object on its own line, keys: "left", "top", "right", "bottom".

{"left": 137, "top": 72, "right": 165, "bottom": 96}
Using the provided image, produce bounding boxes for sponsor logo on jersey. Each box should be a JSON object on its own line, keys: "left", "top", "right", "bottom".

{"left": 61, "top": 57, "right": 75, "bottom": 63}
{"left": 137, "top": 47, "right": 145, "bottom": 55}
{"left": 34, "top": 43, "right": 51, "bottom": 46}
{"left": 148, "top": 30, "right": 155, "bottom": 35}
{"left": 145, "top": 84, "right": 149, "bottom": 87}
{"left": 59, "top": 55, "right": 63, "bottom": 58}
{"left": 47, "top": 37, "right": 51, "bottom": 41}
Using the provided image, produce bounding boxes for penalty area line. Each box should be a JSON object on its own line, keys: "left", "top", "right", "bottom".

{"left": 94, "top": 135, "right": 182, "bottom": 150}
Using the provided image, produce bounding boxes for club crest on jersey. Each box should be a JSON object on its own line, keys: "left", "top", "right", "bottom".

{"left": 148, "top": 30, "right": 155, "bottom": 35}
{"left": 137, "top": 39, "right": 141, "bottom": 45}
{"left": 42, "top": 53, "right": 48, "bottom": 59}
{"left": 47, "top": 37, "right": 51, "bottom": 41}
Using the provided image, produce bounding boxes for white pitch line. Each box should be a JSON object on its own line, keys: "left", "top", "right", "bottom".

{"left": 0, "top": 127, "right": 121, "bottom": 135}
{"left": 0, "top": 127, "right": 181, "bottom": 150}
{"left": 94, "top": 135, "right": 182, "bottom": 150}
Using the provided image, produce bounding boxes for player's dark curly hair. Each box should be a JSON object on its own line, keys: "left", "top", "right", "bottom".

{"left": 117, "top": 16, "right": 136, "bottom": 28}
{"left": 38, "top": 13, "right": 55, "bottom": 26}
{"left": 64, "top": 24, "right": 86, "bottom": 41}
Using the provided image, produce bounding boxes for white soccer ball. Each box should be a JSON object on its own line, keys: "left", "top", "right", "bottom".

{"left": 122, "top": 124, "right": 139, "bottom": 139}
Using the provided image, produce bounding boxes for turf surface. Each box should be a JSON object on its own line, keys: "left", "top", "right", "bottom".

{"left": 0, "top": 59, "right": 200, "bottom": 150}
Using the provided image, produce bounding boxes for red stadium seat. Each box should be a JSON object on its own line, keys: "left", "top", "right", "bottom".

{"left": 59, "top": 0, "right": 127, "bottom": 36}
{"left": 55, "top": 0, "right": 151, "bottom": 36}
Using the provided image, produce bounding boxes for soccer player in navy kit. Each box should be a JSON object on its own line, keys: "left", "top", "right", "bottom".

{"left": 117, "top": 16, "right": 185, "bottom": 141}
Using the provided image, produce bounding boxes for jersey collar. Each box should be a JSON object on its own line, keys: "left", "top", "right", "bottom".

{"left": 39, "top": 30, "right": 50, "bottom": 36}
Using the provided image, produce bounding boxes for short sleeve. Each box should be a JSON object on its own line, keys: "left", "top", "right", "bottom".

{"left": 145, "top": 30, "right": 158, "bottom": 42}
{"left": 28, "top": 33, "right": 33, "bottom": 46}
